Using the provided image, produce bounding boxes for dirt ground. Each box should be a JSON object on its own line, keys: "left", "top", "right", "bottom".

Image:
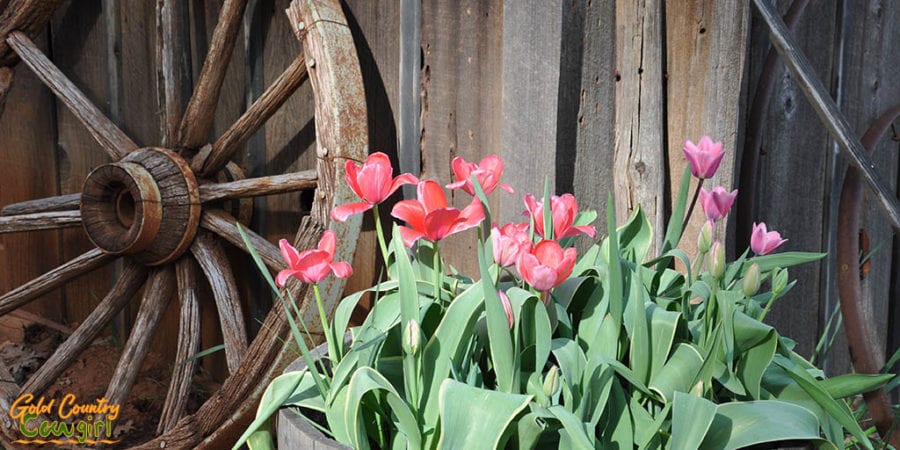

{"left": 0, "top": 324, "right": 218, "bottom": 448}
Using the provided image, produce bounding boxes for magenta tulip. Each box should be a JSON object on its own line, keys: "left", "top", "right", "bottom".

{"left": 499, "top": 290, "right": 514, "bottom": 329}
{"left": 492, "top": 222, "right": 531, "bottom": 268}
{"left": 683, "top": 136, "right": 725, "bottom": 179}
{"left": 446, "top": 155, "right": 514, "bottom": 196}
{"left": 750, "top": 222, "right": 787, "bottom": 255}
{"left": 391, "top": 180, "right": 485, "bottom": 247}
{"left": 276, "top": 230, "right": 353, "bottom": 286}
{"left": 516, "top": 240, "right": 577, "bottom": 292}
{"left": 524, "top": 193, "right": 596, "bottom": 240}
{"left": 699, "top": 186, "right": 738, "bottom": 221}
{"left": 331, "top": 152, "right": 419, "bottom": 222}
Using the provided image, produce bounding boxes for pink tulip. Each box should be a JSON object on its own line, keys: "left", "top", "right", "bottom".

{"left": 391, "top": 180, "right": 485, "bottom": 247}
{"left": 516, "top": 240, "right": 577, "bottom": 292}
{"left": 446, "top": 155, "right": 514, "bottom": 196}
{"left": 699, "top": 186, "right": 738, "bottom": 221}
{"left": 331, "top": 152, "right": 419, "bottom": 222}
{"left": 492, "top": 222, "right": 532, "bottom": 267}
{"left": 524, "top": 193, "right": 596, "bottom": 240}
{"left": 499, "top": 290, "right": 514, "bottom": 329}
{"left": 276, "top": 230, "right": 353, "bottom": 286}
{"left": 683, "top": 136, "right": 725, "bottom": 179}
{"left": 751, "top": 222, "right": 787, "bottom": 255}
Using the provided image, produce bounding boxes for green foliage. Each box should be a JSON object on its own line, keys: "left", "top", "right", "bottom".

{"left": 235, "top": 188, "right": 886, "bottom": 450}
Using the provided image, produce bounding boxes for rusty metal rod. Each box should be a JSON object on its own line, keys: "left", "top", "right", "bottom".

{"left": 751, "top": 0, "right": 900, "bottom": 231}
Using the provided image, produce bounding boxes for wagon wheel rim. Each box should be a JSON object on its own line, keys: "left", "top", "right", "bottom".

{"left": 0, "top": 0, "right": 366, "bottom": 447}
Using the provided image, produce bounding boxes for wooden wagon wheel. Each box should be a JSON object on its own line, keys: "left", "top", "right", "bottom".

{"left": 0, "top": 0, "right": 366, "bottom": 447}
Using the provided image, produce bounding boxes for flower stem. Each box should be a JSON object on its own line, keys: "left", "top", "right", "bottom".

{"left": 373, "top": 204, "right": 390, "bottom": 266}
{"left": 682, "top": 178, "right": 705, "bottom": 232}
{"left": 313, "top": 283, "right": 336, "bottom": 366}
{"left": 759, "top": 292, "right": 779, "bottom": 322}
{"left": 433, "top": 243, "right": 442, "bottom": 304}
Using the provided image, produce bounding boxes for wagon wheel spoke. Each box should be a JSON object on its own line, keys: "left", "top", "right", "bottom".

{"left": 177, "top": 0, "right": 248, "bottom": 150}
{"left": 0, "top": 248, "right": 115, "bottom": 316}
{"left": 105, "top": 267, "right": 176, "bottom": 408}
{"left": 156, "top": 0, "right": 192, "bottom": 147}
{"left": 158, "top": 257, "right": 202, "bottom": 433}
{"left": 6, "top": 31, "right": 138, "bottom": 160}
{"left": 0, "top": 210, "right": 81, "bottom": 233}
{"left": 199, "top": 169, "right": 317, "bottom": 203}
{"left": 191, "top": 232, "right": 248, "bottom": 373}
{"left": 20, "top": 263, "right": 148, "bottom": 397}
{"left": 1, "top": 193, "right": 81, "bottom": 216}
{"left": 195, "top": 53, "right": 309, "bottom": 177}
{"left": 200, "top": 210, "right": 285, "bottom": 270}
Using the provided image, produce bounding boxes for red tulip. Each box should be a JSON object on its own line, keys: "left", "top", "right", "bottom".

{"left": 492, "top": 222, "right": 531, "bottom": 267}
{"left": 683, "top": 136, "right": 725, "bottom": 179}
{"left": 751, "top": 222, "right": 787, "bottom": 255}
{"left": 331, "top": 152, "right": 419, "bottom": 222}
{"left": 498, "top": 290, "right": 514, "bottom": 329}
{"left": 524, "top": 193, "right": 596, "bottom": 240}
{"left": 446, "top": 155, "right": 514, "bottom": 196}
{"left": 276, "top": 230, "right": 353, "bottom": 286}
{"left": 699, "top": 186, "right": 737, "bottom": 221}
{"left": 516, "top": 240, "right": 577, "bottom": 292}
{"left": 391, "top": 180, "right": 485, "bottom": 247}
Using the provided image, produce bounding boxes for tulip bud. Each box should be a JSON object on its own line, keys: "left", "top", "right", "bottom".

{"left": 707, "top": 240, "right": 725, "bottom": 280}
{"left": 697, "top": 220, "right": 713, "bottom": 254}
{"left": 543, "top": 365, "right": 560, "bottom": 397}
{"left": 403, "top": 319, "right": 421, "bottom": 356}
{"left": 691, "top": 380, "right": 704, "bottom": 396}
{"left": 772, "top": 268, "right": 788, "bottom": 296}
{"left": 742, "top": 263, "right": 761, "bottom": 297}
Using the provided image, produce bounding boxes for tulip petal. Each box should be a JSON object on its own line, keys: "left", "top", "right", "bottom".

{"left": 279, "top": 239, "right": 303, "bottom": 268}
{"left": 276, "top": 269, "right": 300, "bottom": 287}
{"left": 344, "top": 159, "right": 364, "bottom": 199}
{"left": 387, "top": 173, "right": 419, "bottom": 199}
{"left": 445, "top": 179, "right": 467, "bottom": 190}
{"left": 391, "top": 200, "right": 426, "bottom": 233}
{"left": 398, "top": 226, "right": 425, "bottom": 248}
{"left": 418, "top": 180, "right": 448, "bottom": 212}
{"left": 318, "top": 230, "right": 337, "bottom": 257}
{"left": 424, "top": 208, "right": 461, "bottom": 241}
{"left": 330, "top": 261, "right": 353, "bottom": 279}
{"left": 331, "top": 202, "right": 373, "bottom": 222}
{"left": 358, "top": 158, "right": 393, "bottom": 203}
{"left": 499, "top": 183, "right": 515, "bottom": 194}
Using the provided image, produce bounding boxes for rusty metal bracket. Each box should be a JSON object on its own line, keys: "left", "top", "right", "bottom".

{"left": 751, "top": 0, "right": 900, "bottom": 232}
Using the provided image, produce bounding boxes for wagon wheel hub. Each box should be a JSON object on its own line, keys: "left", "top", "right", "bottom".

{"left": 81, "top": 147, "right": 201, "bottom": 266}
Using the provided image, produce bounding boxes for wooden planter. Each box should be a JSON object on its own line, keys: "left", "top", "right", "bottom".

{"left": 277, "top": 342, "right": 351, "bottom": 450}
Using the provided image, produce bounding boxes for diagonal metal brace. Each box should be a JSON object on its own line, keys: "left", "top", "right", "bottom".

{"left": 752, "top": 0, "right": 900, "bottom": 231}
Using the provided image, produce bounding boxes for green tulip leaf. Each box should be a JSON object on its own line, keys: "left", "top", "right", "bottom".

{"left": 746, "top": 251, "right": 826, "bottom": 272}
{"left": 671, "top": 391, "right": 717, "bottom": 450}
{"left": 699, "top": 400, "right": 823, "bottom": 450}
{"left": 819, "top": 373, "right": 893, "bottom": 399}
{"left": 437, "top": 380, "right": 532, "bottom": 450}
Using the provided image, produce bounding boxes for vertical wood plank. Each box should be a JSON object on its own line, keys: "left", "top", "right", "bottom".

{"left": 0, "top": 33, "right": 63, "bottom": 322}
{"left": 613, "top": 0, "right": 665, "bottom": 256}
{"left": 421, "top": 0, "right": 503, "bottom": 273}
{"left": 746, "top": 0, "right": 839, "bottom": 358}
{"left": 572, "top": 0, "right": 617, "bottom": 236}
{"left": 50, "top": 1, "right": 111, "bottom": 326}
{"left": 834, "top": 0, "right": 900, "bottom": 374}
{"left": 500, "top": 0, "right": 563, "bottom": 225}
{"left": 665, "top": 0, "right": 749, "bottom": 257}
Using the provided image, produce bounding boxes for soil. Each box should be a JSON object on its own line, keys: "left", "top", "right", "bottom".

{"left": 0, "top": 324, "right": 219, "bottom": 448}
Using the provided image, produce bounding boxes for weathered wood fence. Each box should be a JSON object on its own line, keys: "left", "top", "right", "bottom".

{"left": 0, "top": 0, "right": 897, "bottom": 383}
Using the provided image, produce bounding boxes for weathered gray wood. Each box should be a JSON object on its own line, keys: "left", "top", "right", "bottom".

{"left": 420, "top": 0, "right": 502, "bottom": 274}
{"left": 1, "top": 193, "right": 80, "bottom": 216}
{"left": 499, "top": 0, "right": 562, "bottom": 225}
{"left": 191, "top": 232, "right": 248, "bottom": 373}
{"left": 19, "top": 262, "right": 147, "bottom": 397}
{"left": 105, "top": 267, "right": 175, "bottom": 409}
{"left": 832, "top": 0, "right": 900, "bottom": 378}
{"left": 199, "top": 169, "right": 316, "bottom": 202}
{"left": 613, "top": 0, "right": 665, "bottom": 257}
{"left": 0, "top": 210, "right": 80, "bottom": 233}
{"left": 156, "top": 0, "right": 192, "bottom": 148}
{"left": 0, "top": 31, "right": 64, "bottom": 323}
{"left": 572, "top": 0, "right": 616, "bottom": 237}
{"left": 748, "top": 1, "right": 838, "bottom": 358}
{"left": 201, "top": 209, "right": 285, "bottom": 270}
{"left": 665, "top": 0, "right": 749, "bottom": 256}
{"left": 397, "top": 0, "right": 420, "bottom": 199}
{"left": 159, "top": 257, "right": 202, "bottom": 433}
{"left": 752, "top": 0, "right": 900, "bottom": 231}
{"left": 7, "top": 31, "right": 137, "bottom": 160}
{"left": 177, "top": 0, "right": 247, "bottom": 150}
{"left": 0, "top": 248, "right": 114, "bottom": 316}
